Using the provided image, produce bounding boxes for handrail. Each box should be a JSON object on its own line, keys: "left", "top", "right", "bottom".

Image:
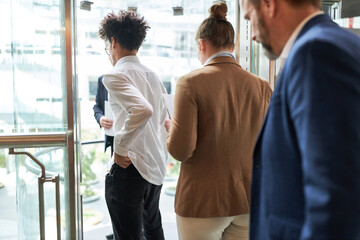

{"left": 81, "top": 139, "right": 104, "bottom": 145}
{"left": 22, "top": 140, "right": 105, "bottom": 182}
{"left": 0, "top": 132, "right": 67, "bottom": 149}
{"left": 9, "top": 148, "right": 61, "bottom": 240}
{"left": 3, "top": 139, "right": 105, "bottom": 239}
{"left": 9, "top": 148, "right": 46, "bottom": 178}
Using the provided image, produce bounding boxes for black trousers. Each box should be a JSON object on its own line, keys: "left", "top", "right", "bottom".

{"left": 105, "top": 163, "right": 165, "bottom": 240}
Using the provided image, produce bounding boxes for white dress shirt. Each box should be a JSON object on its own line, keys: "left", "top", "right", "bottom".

{"left": 102, "top": 56, "right": 168, "bottom": 185}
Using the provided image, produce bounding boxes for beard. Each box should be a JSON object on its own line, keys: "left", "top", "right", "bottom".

{"left": 257, "top": 13, "right": 279, "bottom": 60}
{"left": 262, "top": 43, "right": 278, "bottom": 60}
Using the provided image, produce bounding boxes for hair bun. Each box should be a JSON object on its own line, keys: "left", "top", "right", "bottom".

{"left": 209, "top": 2, "right": 227, "bottom": 21}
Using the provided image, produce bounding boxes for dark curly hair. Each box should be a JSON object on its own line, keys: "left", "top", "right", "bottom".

{"left": 98, "top": 10, "right": 150, "bottom": 50}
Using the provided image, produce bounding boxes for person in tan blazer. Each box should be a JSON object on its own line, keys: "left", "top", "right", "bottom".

{"left": 164, "top": 2, "right": 272, "bottom": 240}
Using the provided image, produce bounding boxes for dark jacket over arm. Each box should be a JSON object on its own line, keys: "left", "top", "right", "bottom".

{"left": 93, "top": 76, "right": 108, "bottom": 125}
{"left": 93, "top": 75, "right": 113, "bottom": 154}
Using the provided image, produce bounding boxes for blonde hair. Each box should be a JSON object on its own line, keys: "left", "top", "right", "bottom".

{"left": 195, "top": 3, "right": 234, "bottom": 49}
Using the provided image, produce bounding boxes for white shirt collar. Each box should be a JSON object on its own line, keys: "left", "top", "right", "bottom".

{"left": 115, "top": 55, "right": 139, "bottom": 67}
{"left": 279, "top": 11, "right": 323, "bottom": 61}
{"left": 204, "top": 51, "right": 235, "bottom": 66}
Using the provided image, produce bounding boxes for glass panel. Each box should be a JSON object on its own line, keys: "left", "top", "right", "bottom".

{"left": 0, "top": 0, "right": 75, "bottom": 239}
{"left": 0, "top": 0, "right": 67, "bottom": 135}
{"left": 75, "top": 0, "right": 236, "bottom": 239}
{"left": 18, "top": 147, "right": 67, "bottom": 239}
{"left": 239, "top": 15, "right": 251, "bottom": 72}
{"left": 335, "top": 16, "right": 360, "bottom": 28}
{"left": 0, "top": 147, "right": 67, "bottom": 239}
{"left": 333, "top": 7, "right": 360, "bottom": 38}
{"left": 239, "top": 6, "right": 272, "bottom": 83}
{"left": 0, "top": 0, "right": 13, "bottom": 135}
{"left": 0, "top": 149, "right": 17, "bottom": 240}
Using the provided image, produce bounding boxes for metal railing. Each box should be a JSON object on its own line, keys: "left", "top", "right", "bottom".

{"left": 0, "top": 133, "right": 67, "bottom": 240}
{"left": 0, "top": 132, "right": 67, "bottom": 149}
{"left": 0, "top": 135, "right": 105, "bottom": 240}
{"left": 9, "top": 148, "right": 61, "bottom": 240}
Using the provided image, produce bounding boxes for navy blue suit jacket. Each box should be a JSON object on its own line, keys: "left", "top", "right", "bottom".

{"left": 93, "top": 75, "right": 114, "bottom": 154}
{"left": 250, "top": 14, "right": 360, "bottom": 240}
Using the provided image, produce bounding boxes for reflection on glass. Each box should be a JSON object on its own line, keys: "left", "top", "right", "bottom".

{"left": 0, "top": 0, "right": 66, "bottom": 135}
{"left": 0, "top": 147, "right": 67, "bottom": 239}
{"left": 0, "top": 149, "right": 18, "bottom": 240}
{"left": 0, "top": 0, "right": 72, "bottom": 239}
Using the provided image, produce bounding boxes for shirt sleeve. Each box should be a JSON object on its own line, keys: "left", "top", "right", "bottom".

{"left": 103, "top": 73, "right": 153, "bottom": 157}
{"left": 166, "top": 76, "right": 198, "bottom": 162}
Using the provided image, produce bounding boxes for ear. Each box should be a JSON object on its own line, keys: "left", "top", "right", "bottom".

{"left": 110, "top": 37, "right": 116, "bottom": 49}
{"left": 262, "top": 0, "right": 276, "bottom": 18}
{"left": 198, "top": 39, "right": 206, "bottom": 52}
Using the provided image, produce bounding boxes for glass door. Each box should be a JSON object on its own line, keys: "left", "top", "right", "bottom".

{"left": 238, "top": 1, "right": 275, "bottom": 89}
{"left": 75, "top": 1, "right": 237, "bottom": 239}
{"left": 0, "top": 0, "right": 80, "bottom": 239}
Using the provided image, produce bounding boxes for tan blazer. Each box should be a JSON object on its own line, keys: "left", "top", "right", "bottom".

{"left": 166, "top": 56, "right": 272, "bottom": 218}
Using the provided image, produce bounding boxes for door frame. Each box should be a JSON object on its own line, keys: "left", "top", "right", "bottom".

{"left": 0, "top": 0, "right": 82, "bottom": 239}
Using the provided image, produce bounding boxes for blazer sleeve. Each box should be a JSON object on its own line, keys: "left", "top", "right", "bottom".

{"left": 93, "top": 76, "right": 105, "bottom": 127}
{"left": 287, "top": 41, "right": 360, "bottom": 239}
{"left": 166, "top": 76, "right": 198, "bottom": 162}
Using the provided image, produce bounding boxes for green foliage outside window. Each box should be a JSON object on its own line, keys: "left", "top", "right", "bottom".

{"left": 166, "top": 156, "right": 180, "bottom": 179}
{"left": 82, "top": 149, "right": 97, "bottom": 182}
{"left": 0, "top": 150, "right": 6, "bottom": 168}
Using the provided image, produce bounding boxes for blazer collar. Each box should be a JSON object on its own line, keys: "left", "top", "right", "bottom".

{"left": 297, "top": 13, "right": 332, "bottom": 40}
{"left": 204, "top": 56, "right": 239, "bottom": 67}
{"left": 279, "top": 11, "right": 323, "bottom": 61}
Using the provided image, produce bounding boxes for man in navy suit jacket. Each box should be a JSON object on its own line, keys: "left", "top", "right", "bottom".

{"left": 241, "top": 0, "right": 360, "bottom": 239}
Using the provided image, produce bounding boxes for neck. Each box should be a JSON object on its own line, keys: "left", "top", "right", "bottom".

{"left": 270, "top": 4, "right": 320, "bottom": 56}
{"left": 202, "top": 46, "right": 233, "bottom": 64}
{"left": 113, "top": 47, "right": 138, "bottom": 65}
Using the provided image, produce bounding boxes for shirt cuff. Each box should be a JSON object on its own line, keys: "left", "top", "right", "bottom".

{"left": 114, "top": 145, "right": 128, "bottom": 157}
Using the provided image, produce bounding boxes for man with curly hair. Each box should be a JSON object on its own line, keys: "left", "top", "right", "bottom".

{"left": 99, "top": 10, "right": 168, "bottom": 240}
